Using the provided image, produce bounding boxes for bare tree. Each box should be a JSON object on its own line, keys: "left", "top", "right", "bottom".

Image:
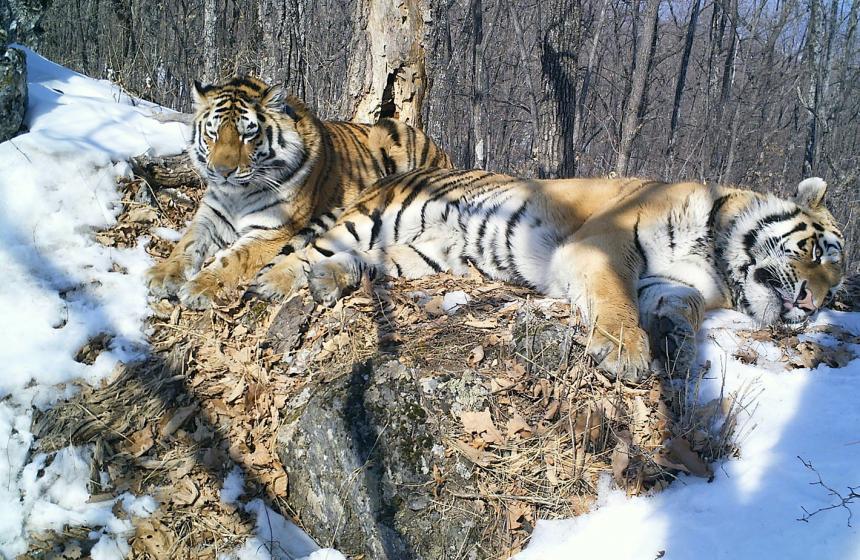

{"left": 203, "top": 0, "right": 218, "bottom": 82}
{"left": 615, "top": 0, "right": 661, "bottom": 176}
{"left": 665, "top": 0, "right": 701, "bottom": 175}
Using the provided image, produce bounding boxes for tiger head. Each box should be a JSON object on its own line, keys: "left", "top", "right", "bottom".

{"left": 189, "top": 76, "right": 305, "bottom": 188}
{"left": 729, "top": 178, "right": 844, "bottom": 325}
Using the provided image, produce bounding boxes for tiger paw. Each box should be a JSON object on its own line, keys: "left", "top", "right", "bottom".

{"left": 648, "top": 314, "right": 697, "bottom": 375}
{"left": 179, "top": 270, "right": 222, "bottom": 310}
{"left": 147, "top": 259, "right": 187, "bottom": 299}
{"left": 307, "top": 258, "right": 361, "bottom": 307}
{"left": 587, "top": 325, "right": 651, "bottom": 384}
{"left": 245, "top": 254, "right": 309, "bottom": 302}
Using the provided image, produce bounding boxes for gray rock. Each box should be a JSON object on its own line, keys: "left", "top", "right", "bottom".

{"left": 276, "top": 359, "right": 482, "bottom": 560}
{"left": 2, "top": 0, "right": 53, "bottom": 49}
{"left": 0, "top": 45, "right": 27, "bottom": 142}
{"left": 512, "top": 304, "right": 575, "bottom": 371}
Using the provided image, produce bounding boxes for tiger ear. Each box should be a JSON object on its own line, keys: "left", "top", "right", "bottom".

{"left": 262, "top": 85, "right": 285, "bottom": 111}
{"left": 192, "top": 80, "right": 211, "bottom": 108}
{"left": 794, "top": 177, "right": 827, "bottom": 210}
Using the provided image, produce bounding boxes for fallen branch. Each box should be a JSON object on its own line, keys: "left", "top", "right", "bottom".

{"left": 797, "top": 455, "right": 860, "bottom": 527}
{"left": 130, "top": 153, "right": 202, "bottom": 189}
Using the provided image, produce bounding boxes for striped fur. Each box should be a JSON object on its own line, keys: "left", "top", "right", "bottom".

{"left": 249, "top": 170, "right": 844, "bottom": 383}
{"left": 147, "top": 76, "right": 451, "bottom": 308}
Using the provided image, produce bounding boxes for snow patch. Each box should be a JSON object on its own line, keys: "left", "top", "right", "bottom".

{"left": 0, "top": 47, "right": 186, "bottom": 556}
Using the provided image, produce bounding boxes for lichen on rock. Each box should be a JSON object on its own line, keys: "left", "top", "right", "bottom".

{"left": 0, "top": 44, "right": 27, "bottom": 142}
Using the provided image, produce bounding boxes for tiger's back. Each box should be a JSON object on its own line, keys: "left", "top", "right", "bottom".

{"left": 318, "top": 118, "right": 452, "bottom": 211}
{"left": 251, "top": 167, "right": 845, "bottom": 384}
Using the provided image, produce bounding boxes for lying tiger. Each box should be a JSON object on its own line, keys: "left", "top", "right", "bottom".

{"left": 148, "top": 76, "right": 451, "bottom": 308}
{"left": 248, "top": 169, "right": 845, "bottom": 383}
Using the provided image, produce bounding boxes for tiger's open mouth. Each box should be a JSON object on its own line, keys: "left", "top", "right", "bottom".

{"left": 753, "top": 267, "right": 813, "bottom": 324}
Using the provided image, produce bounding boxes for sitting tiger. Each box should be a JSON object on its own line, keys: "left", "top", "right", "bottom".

{"left": 147, "top": 76, "right": 451, "bottom": 308}
{"left": 248, "top": 169, "right": 845, "bottom": 383}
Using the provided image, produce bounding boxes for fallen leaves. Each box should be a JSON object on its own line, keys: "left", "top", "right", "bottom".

{"left": 790, "top": 340, "right": 855, "bottom": 369}
{"left": 460, "top": 409, "right": 505, "bottom": 446}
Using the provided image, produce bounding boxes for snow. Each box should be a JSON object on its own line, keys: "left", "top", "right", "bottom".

{"left": 221, "top": 465, "right": 246, "bottom": 505}
{"left": 219, "top": 496, "right": 344, "bottom": 560}
{"left": 442, "top": 290, "right": 470, "bottom": 313}
{"left": 0, "top": 46, "right": 189, "bottom": 557}
{"left": 516, "top": 309, "right": 860, "bottom": 560}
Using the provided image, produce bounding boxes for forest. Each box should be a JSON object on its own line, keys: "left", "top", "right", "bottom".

{"left": 39, "top": 0, "right": 860, "bottom": 249}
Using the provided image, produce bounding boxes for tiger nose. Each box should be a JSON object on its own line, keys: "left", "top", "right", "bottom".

{"left": 213, "top": 164, "right": 236, "bottom": 178}
{"left": 795, "top": 287, "right": 817, "bottom": 312}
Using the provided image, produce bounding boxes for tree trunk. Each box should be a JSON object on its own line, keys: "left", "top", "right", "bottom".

{"left": 203, "top": 0, "right": 218, "bottom": 82}
{"left": 347, "top": 0, "right": 430, "bottom": 127}
{"left": 665, "top": 0, "right": 701, "bottom": 175}
{"left": 570, "top": 0, "right": 608, "bottom": 175}
{"left": 536, "top": 0, "right": 581, "bottom": 179}
{"left": 468, "top": 0, "right": 485, "bottom": 168}
{"left": 802, "top": 0, "right": 822, "bottom": 175}
{"left": 615, "top": 0, "right": 660, "bottom": 176}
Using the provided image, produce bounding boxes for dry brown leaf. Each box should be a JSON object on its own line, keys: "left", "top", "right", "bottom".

{"left": 171, "top": 477, "right": 200, "bottom": 506}
{"left": 747, "top": 330, "right": 773, "bottom": 342}
{"left": 128, "top": 427, "right": 154, "bottom": 457}
{"left": 543, "top": 399, "right": 560, "bottom": 421}
{"left": 450, "top": 439, "right": 492, "bottom": 467}
{"left": 225, "top": 378, "right": 247, "bottom": 403}
{"left": 467, "top": 345, "right": 485, "bottom": 366}
{"left": 611, "top": 430, "right": 633, "bottom": 483}
{"left": 506, "top": 501, "right": 530, "bottom": 531}
{"left": 790, "top": 341, "right": 855, "bottom": 369}
{"left": 159, "top": 405, "right": 197, "bottom": 438}
{"left": 424, "top": 295, "right": 446, "bottom": 316}
{"left": 60, "top": 541, "right": 83, "bottom": 559}
{"left": 733, "top": 346, "right": 759, "bottom": 365}
{"left": 572, "top": 404, "right": 604, "bottom": 445}
{"left": 247, "top": 445, "right": 273, "bottom": 467}
{"left": 652, "top": 452, "right": 690, "bottom": 473}
{"left": 668, "top": 437, "right": 712, "bottom": 479}
{"left": 460, "top": 409, "right": 504, "bottom": 445}
{"left": 545, "top": 456, "right": 559, "bottom": 486}
{"left": 125, "top": 206, "right": 158, "bottom": 223}
{"left": 464, "top": 316, "right": 498, "bottom": 329}
{"left": 598, "top": 397, "right": 623, "bottom": 422}
{"left": 132, "top": 518, "right": 175, "bottom": 557}
{"left": 506, "top": 413, "right": 532, "bottom": 439}
{"left": 490, "top": 377, "right": 515, "bottom": 393}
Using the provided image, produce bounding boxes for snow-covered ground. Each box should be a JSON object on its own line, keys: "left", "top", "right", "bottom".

{"left": 517, "top": 309, "right": 860, "bottom": 560}
{"left": 1, "top": 49, "right": 858, "bottom": 560}
{"left": 0, "top": 48, "right": 341, "bottom": 560}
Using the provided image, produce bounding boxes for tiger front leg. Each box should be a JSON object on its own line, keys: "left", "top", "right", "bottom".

{"left": 637, "top": 277, "right": 705, "bottom": 375}
{"left": 308, "top": 242, "right": 456, "bottom": 306}
{"left": 180, "top": 232, "right": 290, "bottom": 309}
{"left": 551, "top": 239, "right": 651, "bottom": 384}
{"left": 148, "top": 224, "right": 217, "bottom": 299}
{"left": 306, "top": 252, "right": 371, "bottom": 306}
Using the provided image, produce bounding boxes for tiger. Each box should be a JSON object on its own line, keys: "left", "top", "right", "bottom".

{"left": 147, "top": 76, "right": 451, "bottom": 308}
{"left": 247, "top": 169, "right": 845, "bottom": 383}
